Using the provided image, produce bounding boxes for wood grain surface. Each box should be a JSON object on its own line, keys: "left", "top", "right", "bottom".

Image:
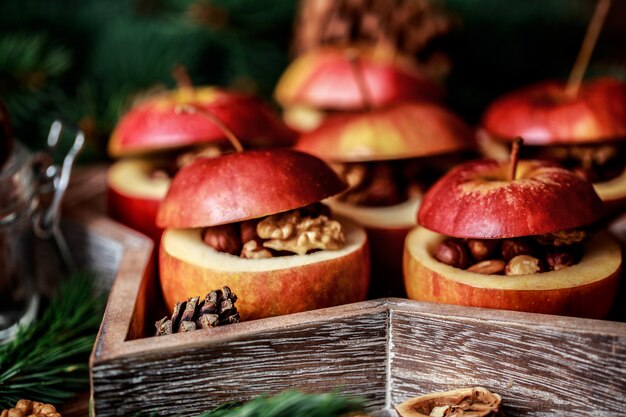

{"left": 388, "top": 299, "right": 626, "bottom": 417}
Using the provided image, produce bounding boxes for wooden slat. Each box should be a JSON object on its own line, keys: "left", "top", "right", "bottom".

{"left": 92, "top": 303, "right": 389, "bottom": 416}
{"left": 388, "top": 299, "right": 626, "bottom": 417}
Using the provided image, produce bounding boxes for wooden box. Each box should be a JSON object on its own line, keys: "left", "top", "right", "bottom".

{"left": 64, "top": 168, "right": 626, "bottom": 416}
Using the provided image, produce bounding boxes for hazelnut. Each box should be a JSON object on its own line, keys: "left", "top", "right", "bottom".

{"left": 545, "top": 246, "right": 582, "bottom": 271}
{"left": 7, "top": 409, "right": 23, "bottom": 417}
{"left": 467, "top": 259, "right": 506, "bottom": 275}
{"left": 434, "top": 239, "right": 471, "bottom": 269}
{"left": 467, "top": 239, "right": 499, "bottom": 262}
{"left": 501, "top": 238, "right": 535, "bottom": 261}
{"left": 202, "top": 224, "right": 242, "bottom": 255}
{"left": 505, "top": 255, "right": 543, "bottom": 276}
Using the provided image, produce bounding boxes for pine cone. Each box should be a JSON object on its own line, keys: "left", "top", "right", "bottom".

{"left": 1, "top": 399, "right": 61, "bottom": 417}
{"left": 293, "top": 0, "right": 453, "bottom": 76}
{"left": 155, "top": 287, "right": 240, "bottom": 336}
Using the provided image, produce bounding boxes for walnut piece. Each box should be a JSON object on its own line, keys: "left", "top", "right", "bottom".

{"left": 1, "top": 400, "right": 61, "bottom": 417}
{"left": 241, "top": 239, "right": 272, "bottom": 259}
{"left": 536, "top": 229, "right": 586, "bottom": 247}
{"left": 505, "top": 255, "right": 542, "bottom": 276}
{"left": 256, "top": 211, "right": 345, "bottom": 255}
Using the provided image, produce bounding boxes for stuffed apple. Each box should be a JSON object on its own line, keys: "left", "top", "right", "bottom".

{"left": 157, "top": 148, "right": 370, "bottom": 321}
{"left": 296, "top": 102, "right": 475, "bottom": 297}
{"left": 274, "top": 46, "right": 442, "bottom": 132}
{"left": 480, "top": 77, "right": 626, "bottom": 215}
{"left": 404, "top": 154, "right": 621, "bottom": 318}
{"left": 107, "top": 86, "right": 295, "bottom": 241}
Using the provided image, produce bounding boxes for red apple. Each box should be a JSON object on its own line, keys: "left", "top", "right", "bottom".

{"left": 157, "top": 149, "right": 347, "bottom": 228}
{"left": 274, "top": 46, "right": 443, "bottom": 132}
{"left": 482, "top": 78, "right": 626, "bottom": 145}
{"left": 157, "top": 149, "right": 371, "bottom": 320}
{"left": 296, "top": 102, "right": 475, "bottom": 162}
{"left": 481, "top": 77, "right": 626, "bottom": 212}
{"left": 404, "top": 227, "right": 620, "bottom": 319}
{"left": 418, "top": 159, "right": 604, "bottom": 238}
{"left": 109, "top": 86, "right": 295, "bottom": 157}
{"left": 160, "top": 221, "right": 370, "bottom": 321}
{"left": 106, "top": 87, "right": 295, "bottom": 241}
{"left": 295, "top": 102, "right": 475, "bottom": 297}
{"left": 405, "top": 158, "right": 620, "bottom": 318}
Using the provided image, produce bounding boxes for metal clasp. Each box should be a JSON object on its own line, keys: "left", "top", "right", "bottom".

{"left": 32, "top": 120, "right": 85, "bottom": 272}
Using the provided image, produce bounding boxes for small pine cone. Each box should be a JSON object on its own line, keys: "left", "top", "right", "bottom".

{"left": 155, "top": 287, "right": 240, "bottom": 336}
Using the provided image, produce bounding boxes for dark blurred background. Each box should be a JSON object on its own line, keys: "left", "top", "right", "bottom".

{"left": 1, "top": 0, "right": 624, "bottom": 161}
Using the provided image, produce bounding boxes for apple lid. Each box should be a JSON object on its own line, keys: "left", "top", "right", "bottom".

{"left": 108, "top": 87, "right": 295, "bottom": 157}
{"left": 157, "top": 149, "right": 347, "bottom": 228}
{"left": 482, "top": 78, "right": 626, "bottom": 145}
{"left": 274, "top": 46, "right": 442, "bottom": 111}
{"left": 418, "top": 159, "right": 604, "bottom": 239}
{"left": 295, "top": 102, "right": 476, "bottom": 162}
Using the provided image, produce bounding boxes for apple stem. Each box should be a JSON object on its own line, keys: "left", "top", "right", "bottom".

{"left": 509, "top": 137, "right": 523, "bottom": 181}
{"left": 565, "top": 0, "right": 611, "bottom": 98}
{"left": 172, "top": 65, "right": 194, "bottom": 91}
{"left": 346, "top": 49, "right": 374, "bottom": 111}
{"left": 176, "top": 104, "right": 244, "bottom": 153}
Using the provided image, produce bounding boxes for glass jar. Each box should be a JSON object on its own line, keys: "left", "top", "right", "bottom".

{"left": 0, "top": 121, "right": 83, "bottom": 342}
{"left": 0, "top": 142, "right": 40, "bottom": 341}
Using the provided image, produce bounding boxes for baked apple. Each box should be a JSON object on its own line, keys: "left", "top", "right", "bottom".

{"left": 404, "top": 154, "right": 621, "bottom": 318}
{"left": 157, "top": 149, "right": 370, "bottom": 321}
{"left": 274, "top": 45, "right": 442, "bottom": 132}
{"left": 107, "top": 86, "right": 295, "bottom": 241}
{"left": 480, "top": 77, "right": 626, "bottom": 215}
{"left": 296, "top": 102, "right": 475, "bottom": 297}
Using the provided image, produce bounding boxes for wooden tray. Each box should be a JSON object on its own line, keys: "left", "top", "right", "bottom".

{"left": 61, "top": 167, "right": 626, "bottom": 417}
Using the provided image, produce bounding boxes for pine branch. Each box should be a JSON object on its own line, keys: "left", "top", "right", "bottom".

{"left": 0, "top": 272, "right": 106, "bottom": 407}
{"left": 196, "top": 391, "right": 365, "bottom": 417}
{"left": 138, "top": 390, "right": 365, "bottom": 417}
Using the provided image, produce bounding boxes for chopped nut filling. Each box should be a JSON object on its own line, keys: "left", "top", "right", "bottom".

{"left": 202, "top": 203, "right": 346, "bottom": 258}
{"left": 434, "top": 228, "right": 587, "bottom": 275}
{"left": 333, "top": 153, "right": 470, "bottom": 207}
{"left": 522, "top": 142, "right": 626, "bottom": 183}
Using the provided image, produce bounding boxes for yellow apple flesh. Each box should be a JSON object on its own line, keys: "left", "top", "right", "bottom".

{"left": 404, "top": 227, "right": 621, "bottom": 318}
{"left": 160, "top": 220, "right": 370, "bottom": 320}
{"left": 107, "top": 158, "right": 170, "bottom": 241}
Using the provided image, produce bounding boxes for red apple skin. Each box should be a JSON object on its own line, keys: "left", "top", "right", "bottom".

{"left": 159, "top": 236, "right": 370, "bottom": 321}
{"left": 107, "top": 184, "right": 162, "bottom": 242}
{"left": 108, "top": 87, "right": 295, "bottom": 157}
{"left": 482, "top": 78, "right": 626, "bottom": 145}
{"left": 418, "top": 159, "right": 605, "bottom": 239}
{"left": 275, "top": 46, "right": 442, "bottom": 111}
{"left": 157, "top": 149, "right": 347, "bottom": 229}
{"left": 403, "top": 228, "right": 622, "bottom": 319}
{"left": 367, "top": 225, "right": 410, "bottom": 297}
{"left": 296, "top": 102, "right": 476, "bottom": 162}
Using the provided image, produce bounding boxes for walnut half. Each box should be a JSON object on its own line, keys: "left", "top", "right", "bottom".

{"left": 256, "top": 211, "right": 345, "bottom": 255}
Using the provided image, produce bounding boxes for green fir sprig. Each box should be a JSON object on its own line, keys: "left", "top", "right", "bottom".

{"left": 0, "top": 272, "right": 106, "bottom": 407}
{"left": 141, "top": 390, "right": 366, "bottom": 417}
